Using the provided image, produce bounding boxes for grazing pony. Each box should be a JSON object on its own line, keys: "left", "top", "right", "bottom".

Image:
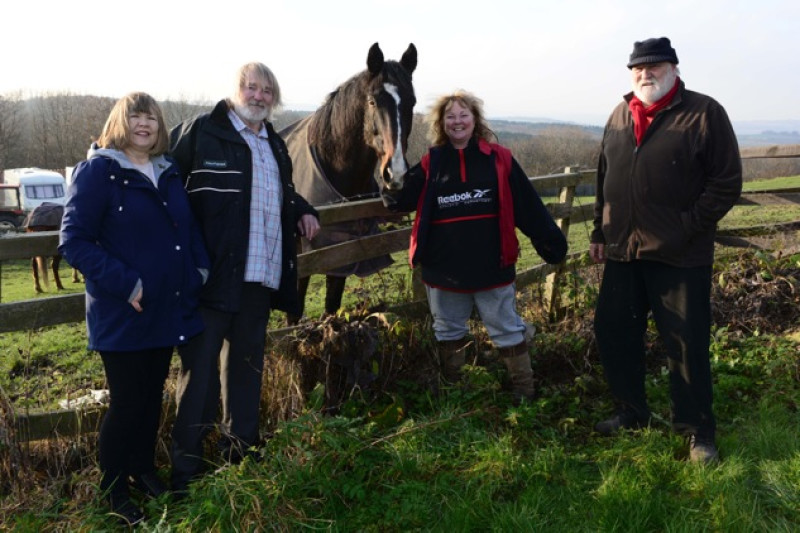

{"left": 23, "top": 203, "right": 67, "bottom": 293}
{"left": 281, "top": 42, "right": 417, "bottom": 323}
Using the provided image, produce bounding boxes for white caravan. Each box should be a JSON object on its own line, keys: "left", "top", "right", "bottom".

{"left": 2, "top": 168, "right": 67, "bottom": 212}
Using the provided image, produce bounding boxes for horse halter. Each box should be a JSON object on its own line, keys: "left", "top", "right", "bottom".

{"left": 365, "top": 83, "right": 406, "bottom": 193}
{"left": 365, "top": 43, "right": 417, "bottom": 193}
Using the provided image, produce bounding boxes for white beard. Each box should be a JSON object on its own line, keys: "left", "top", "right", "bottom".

{"left": 633, "top": 69, "right": 677, "bottom": 105}
{"left": 233, "top": 101, "right": 270, "bottom": 124}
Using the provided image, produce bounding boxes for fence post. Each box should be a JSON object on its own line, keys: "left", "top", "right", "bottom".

{"left": 543, "top": 167, "right": 578, "bottom": 319}
{"left": 412, "top": 268, "right": 425, "bottom": 302}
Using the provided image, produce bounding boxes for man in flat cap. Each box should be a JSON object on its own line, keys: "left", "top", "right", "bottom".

{"left": 589, "top": 37, "right": 742, "bottom": 463}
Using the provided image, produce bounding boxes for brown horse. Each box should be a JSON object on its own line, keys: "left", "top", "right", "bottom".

{"left": 23, "top": 203, "right": 80, "bottom": 293}
{"left": 281, "top": 42, "right": 417, "bottom": 323}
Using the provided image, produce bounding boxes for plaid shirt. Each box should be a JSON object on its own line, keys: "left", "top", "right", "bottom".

{"left": 228, "top": 110, "right": 283, "bottom": 289}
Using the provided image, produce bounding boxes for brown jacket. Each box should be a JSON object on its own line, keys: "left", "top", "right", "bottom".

{"left": 591, "top": 81, "right": 742, "bottom": 267}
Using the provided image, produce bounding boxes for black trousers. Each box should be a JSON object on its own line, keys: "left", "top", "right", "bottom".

{"left": 594, "top": 259, "right": 716, "bottom": 439}
{"left": 171, "top": 282, "right": 271, "bottom": 486}
{"left": 98, "top": 347, "right": 172, "bottom": 494}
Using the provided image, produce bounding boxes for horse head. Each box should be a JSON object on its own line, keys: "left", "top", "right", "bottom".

{"left": 363, "top": 42, "right": 417, "bottom": 192}
{"left": 283, "top": 43, "right": 418, "bottom": 323}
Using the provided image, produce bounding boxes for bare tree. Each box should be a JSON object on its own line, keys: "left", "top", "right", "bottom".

{"left": 161, "top": 96, "right": 212, "bottom": 131}
{"left": 22, "top": 92, "right": 113, "bottom": 169}
{"left": 76, "top": 95, "right": 114, "bottom": 162}
{"left": 0, "top": 92, "right": 25, "bottom": 172}
{"left": 506, "top": 126, "right": 600, "bottom": 178}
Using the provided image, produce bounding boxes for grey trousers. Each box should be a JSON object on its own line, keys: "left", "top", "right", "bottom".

{"left": 425, "top": 283, "right": 526, "bottom": 348}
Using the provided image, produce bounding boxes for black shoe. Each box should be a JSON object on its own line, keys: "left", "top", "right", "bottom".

{"left": 131, "top": 471, "right": 169, "bottom": 498}
{"left": 688, "top": 434, "right": 720, "bottom": 464}
{"left": 108, "top": 492, "right": 144, "bottom": 526}
{"left": 594, "top": 410, "right": 650, "bottom": 436}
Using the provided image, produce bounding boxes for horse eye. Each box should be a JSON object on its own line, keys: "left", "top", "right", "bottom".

{"left": 368, "top": 98, "right": 376, "bottom": 107}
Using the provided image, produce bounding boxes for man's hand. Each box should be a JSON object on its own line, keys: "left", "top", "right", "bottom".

{"left": 297, "top": 214, "right": 321, "bottom": 241}
{"left": 589, "top": 243, "right": 606, "bottom": 264}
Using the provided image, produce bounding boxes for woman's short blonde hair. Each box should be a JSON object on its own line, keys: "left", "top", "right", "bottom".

{"left": 426, "top": 89, "right": 496, "bottom": 146}
{"left": 97, "top": 92, "right": 169, "bottom": 155}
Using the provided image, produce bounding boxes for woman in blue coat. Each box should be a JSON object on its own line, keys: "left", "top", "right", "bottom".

{"left": 60, "top": 92, "right": 209, "bottom": 526}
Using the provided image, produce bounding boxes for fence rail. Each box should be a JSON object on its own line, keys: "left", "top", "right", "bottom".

{"left": 3, "top": 144, "right": 800, "bottom": 441}
{"left": 3, "top": 149, "right": 800, "bottom": 335}
{"left": 0, "top": 168, "right": 597, "bottom": 332}
{"left": 740, "top": 144, "right": 800, "bottom": 159}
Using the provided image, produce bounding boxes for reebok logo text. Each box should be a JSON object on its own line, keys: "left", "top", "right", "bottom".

{"left": 437, "top": 189, "right": 493, "bottom": 206}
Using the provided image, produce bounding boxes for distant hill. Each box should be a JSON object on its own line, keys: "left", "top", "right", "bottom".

{"left": 737, "top": 132, "right": 800, "bottom": 148}
{"left": 489, "top": 119, "right": 603, "bottom": 141}
{"left": 731, "top": 120, "right": 800, "bottom": 147}
{"left": 733, "top": 120, "right": 800, "bottom": 135}
{"left": 274, "top": 111, "right": 800, "bottom": 148}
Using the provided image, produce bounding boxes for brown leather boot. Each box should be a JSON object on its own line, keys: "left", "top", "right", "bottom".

{"left": 438, "top": 339, "right": 470, "bottom": 383}
{"left": 500, "top": 341, "right": 535, "bottom": 403}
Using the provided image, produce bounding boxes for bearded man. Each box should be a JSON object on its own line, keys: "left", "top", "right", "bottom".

{"left": 588, "top": 37, "right": 742, "bottom": 463}
{"left": 169, "top": 62, "right": 320, "bottom": 492}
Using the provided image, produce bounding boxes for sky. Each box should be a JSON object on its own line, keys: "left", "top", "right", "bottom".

{"left": 2, "top": 0, "right": 797, "bottom": 127}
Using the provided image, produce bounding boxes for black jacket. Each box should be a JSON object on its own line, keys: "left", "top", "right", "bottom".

{"left": 592, "top": 82, "right": 742, "bottom": 267}
{"left": 383, "top": 138, "right": 567, "bottom": 291}
{"left": 170, "top": 99, "right": 318, "bottom": 314}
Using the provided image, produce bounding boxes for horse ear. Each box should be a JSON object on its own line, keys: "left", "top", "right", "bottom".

{"left": 367, "top": 42, "right": 384, "bottom": 76}
{"left": 401, "top": 43, "right": 418, "bottom": 76}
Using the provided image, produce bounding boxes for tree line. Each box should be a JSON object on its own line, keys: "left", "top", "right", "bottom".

{"left": 0, "top": 92, "right": 209, "bottom": 173}
{"left": 1, "top": 92, "right": 795, "bottom": 181}
{"left": 0, "top": 92, "right": 601, "bottom": 179}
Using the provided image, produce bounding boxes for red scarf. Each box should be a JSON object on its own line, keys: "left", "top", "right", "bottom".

{"left": 628, "top": 77, "right": 680, "bottom": 145}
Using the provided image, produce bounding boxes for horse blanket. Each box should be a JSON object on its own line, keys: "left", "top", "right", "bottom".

{"left": 23, "top": 202, "right": 64, "bottom": 228}
{"left": 281, "top": 117, "right": 393, "bottom": 277}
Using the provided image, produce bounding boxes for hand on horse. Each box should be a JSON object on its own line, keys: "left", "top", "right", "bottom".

{"left": 297, "top": 214, "right": 321, "bottom": 241}
{"left": 131, "top": 288, "right": 144, "bottom": 313}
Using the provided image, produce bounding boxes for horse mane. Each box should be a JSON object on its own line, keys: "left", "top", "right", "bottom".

{"left": 307, "top": 61, "right": 413, "bottom": 170}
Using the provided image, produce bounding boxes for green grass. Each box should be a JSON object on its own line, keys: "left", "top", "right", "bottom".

{"left": 10, "top": 322, "right": 796, "bottom": 530}
{"left": 0, "top": 259, "right": 84, "bottom": 303}
{"left": 742, "top": 174, "right": 800, "bottom": 191}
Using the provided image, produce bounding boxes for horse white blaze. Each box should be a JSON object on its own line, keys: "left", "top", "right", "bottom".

{"left": 383, "top": 83, "right": 406, "bottom": 189}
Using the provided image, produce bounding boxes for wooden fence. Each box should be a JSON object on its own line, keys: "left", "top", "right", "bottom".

{"left": 3, "top": 144, "right": 800, "bottom": 441}
{"left": 0, "top": 167, "right": 596, "bottom": 333}
{"left": 3, "top": 144, "right": 800, "bottom": 334}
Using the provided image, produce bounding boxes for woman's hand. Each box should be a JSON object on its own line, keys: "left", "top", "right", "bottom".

{"left": 131, "top": 287, "right": 143, "bottom": 312}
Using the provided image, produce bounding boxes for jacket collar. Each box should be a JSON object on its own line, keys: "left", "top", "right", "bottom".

{"left": 441, "top": 137, "right": 493, "bottom": 155}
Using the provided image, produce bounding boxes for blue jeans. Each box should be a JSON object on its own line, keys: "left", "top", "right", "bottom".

{"left": 425, "top": 283, "right": 525, "bottom": 348}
